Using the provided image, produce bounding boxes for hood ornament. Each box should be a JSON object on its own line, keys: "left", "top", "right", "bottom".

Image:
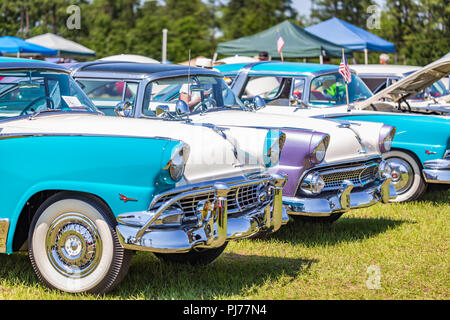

{"left": 338, "top": 122, "right": 368, "bottom": 154}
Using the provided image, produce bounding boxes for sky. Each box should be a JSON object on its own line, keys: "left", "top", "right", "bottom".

{"left": 293, "top": 0, "right": 312, "bottom": 16}
{"left": 292, "top": 0, "right": 385, "bottom": 17}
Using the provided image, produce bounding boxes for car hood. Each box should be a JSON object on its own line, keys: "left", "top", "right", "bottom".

{"left": 191, "top": 109, "right": 384, "bottom": 164}
{"left": 355, "top": 56, "right": 450, "bottom": 110}
{"left": 0, "top": 113, "right": 271, "bottom": 184}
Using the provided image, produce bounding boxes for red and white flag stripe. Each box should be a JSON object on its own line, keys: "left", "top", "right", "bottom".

{"left": 339, "top": 53, "right": 352, "bottom": 84}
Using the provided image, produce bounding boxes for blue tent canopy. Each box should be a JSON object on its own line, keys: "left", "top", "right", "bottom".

{"left": 305, "top": 17, "right": 395, "bottom": 54}
{"left": 0, "top": 36, "right": 57, "bottom": 57}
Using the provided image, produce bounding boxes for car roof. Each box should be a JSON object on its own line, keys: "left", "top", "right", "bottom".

{"left": 0, "top": 57, "right": 69, "bottom": 73}
{"left": 350, "top": 64, "right": 420, "bottom": 77}
{"left": 70, "top": 61, "right": 220, "bottom": 78}
{"left": 215, "top": 61, "right": 340, "bottom": 76}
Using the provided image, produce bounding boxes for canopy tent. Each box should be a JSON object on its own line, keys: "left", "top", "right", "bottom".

{"left": 216, "top": 55, "right": 258, "bottom": 65}
{"left": 100, "top": 54, "right": 159, "bottom": 63}
{"left": 26, "top": 33, "right": 95, "bottom": 57}
{"left": 305, "top": 17, "right": 395, "bottom": 64}
{"left": 217, "top": 20, "right": 352, "bottom": 62}
{"left": 0, "top": 36, "right": 57, "bottom": 57}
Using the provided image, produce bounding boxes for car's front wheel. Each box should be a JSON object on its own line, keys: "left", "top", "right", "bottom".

{"left": 153, "top": 242, "right": 228, "bottom": 265}
{"left": 28, "top": 192, "right": 132, "bottom": 294}
{"left": 383, "top": 150, "right": 427, "bottom": 202}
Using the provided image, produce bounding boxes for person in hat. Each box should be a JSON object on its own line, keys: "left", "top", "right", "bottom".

{"left": 258, "top": 51, "right": 270, "bottom": 61}
{"left": 379, "top": 54, "right": 390, "bottom": 65}
{"left": 179, "top": 58, "right": 213, "bottom": 110}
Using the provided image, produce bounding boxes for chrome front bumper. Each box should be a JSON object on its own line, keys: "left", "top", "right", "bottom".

{"left": 284, "top": 178, "right": 397, "bottom": 217}
{"left": 116, "top": 174, "right": 287, "bottom": 253}
{"left": 423, "top": 159, "right": 450, "bottom": 184}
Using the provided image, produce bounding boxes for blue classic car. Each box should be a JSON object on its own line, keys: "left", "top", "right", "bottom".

{"left": 0, "top": 58, "right": 288, "bottom": 294}
{"left": 216, "top": 61, "right": 450, "bottom": 202}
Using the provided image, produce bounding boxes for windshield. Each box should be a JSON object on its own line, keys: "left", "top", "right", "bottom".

{"left": 142, "top": 75, "right": 244, "bottom": 117}
{"left": 309, "top": 73, "right": 373, "bottom": 106}
{"left": 0, "top": 70, "right": 97, "bottom": 120}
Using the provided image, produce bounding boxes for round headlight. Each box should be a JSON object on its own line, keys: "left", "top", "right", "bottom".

{"left": 311, "top": 135, "right": 330, "bottom": 164}
{"left": 300, "top": 172, "right": 325, "bottom": 195}
{"left": 166, "top": 144, "right": 190, "bottom": 182}
{"left": 379, "top": 125, "right": 396, "bottom": 153}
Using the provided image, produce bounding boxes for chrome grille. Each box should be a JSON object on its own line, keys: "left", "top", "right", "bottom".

{"left": 153, "top": 183, "right": 265, "bottom": 216}
{"left": 299, "top": 159, "right": 380, "bottom": 193}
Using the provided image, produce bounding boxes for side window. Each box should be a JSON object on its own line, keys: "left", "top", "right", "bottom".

{"left": 361, "top": 77, "right": 387, "bottom": 93}
{"left": 76, "top": 80, "right": 138, "bottom": 116}
{"left": 242, "top": 76, "right": 292, "bottom": 105}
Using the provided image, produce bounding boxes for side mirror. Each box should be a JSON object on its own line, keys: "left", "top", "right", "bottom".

{"left": 156, "top": 105, "right": 169, "bottom": 117}
{"left": 253, "top": 96, "right": 266, "bottom": 110}
{"left": 175, "top": 100, "right": 190, "bottom": 117}
{"left": 289, "top": 95, "right": 299, "bottom": 106}
{"left": 114, "top": 101, "right": 133, "bottom": 117}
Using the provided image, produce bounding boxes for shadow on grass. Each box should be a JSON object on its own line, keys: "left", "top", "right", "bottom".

{"left": 419, "top": 187, "right": 449, "bottom": 204}
{"left": 0, "top": 250, "right": 316, "bottom": 299}
{"left": 270, "top": 215, "right": 412, "bottom": 247}
{"left": 112, "top": 252, "right": 317, "bottom": 299}
{"left": 0, "top": 252, "right": 40, "bottom": 288}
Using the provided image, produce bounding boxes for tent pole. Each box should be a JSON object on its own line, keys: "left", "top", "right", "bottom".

{"left": 319, "top": 54, "right": 323, "bottom": 64}
{"left": 364, "top": 49, "right": 368, "bottom": 65}
{"left": 162, "top": 29, "right": 168, "bottom": 64}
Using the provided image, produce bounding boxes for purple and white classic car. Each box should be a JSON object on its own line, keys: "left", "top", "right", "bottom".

{"left": 70, "top": 61, "right": 397, "bottom": 222}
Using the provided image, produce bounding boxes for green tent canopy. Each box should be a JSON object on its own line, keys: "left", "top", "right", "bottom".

{"left": 217, "top": 20, "right": 353, "bottom": 59}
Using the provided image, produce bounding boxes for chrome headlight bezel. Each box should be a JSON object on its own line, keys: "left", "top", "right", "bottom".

{"left": 163, "top": 143, "right": 190, "bottom": 183}
{"left": 299, "top": 171, "right": 325, "bottom": 195}
{"left": 378, "top": 125, "right": 396, "bottom": 153}
{"left": 311, "top": 135, "right": 330, "bottom": 164}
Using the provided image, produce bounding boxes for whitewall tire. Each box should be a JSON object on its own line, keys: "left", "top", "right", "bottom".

{"left": 383, "top": 150, "right": 427, "bottom": 202}
{"left": 28, "top": 192, "right": 132, "bottom": 294}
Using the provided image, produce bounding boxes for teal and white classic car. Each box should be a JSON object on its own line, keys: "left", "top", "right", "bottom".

{"left": 0, "top": 58, "right": 287, "bottom": 294}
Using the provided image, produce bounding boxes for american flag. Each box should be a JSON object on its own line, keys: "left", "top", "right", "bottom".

{"left": 339, "top": 52, "right": 352, "bottom": 84}
{"left": 276, "top": 31, "right": 285, "bottom": 54}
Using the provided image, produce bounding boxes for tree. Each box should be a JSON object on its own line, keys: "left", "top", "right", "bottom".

{"left": 310, "top": 0, "right": 376, "bottom": 28}
{"left": 218, "top": 0, "right": 298, "bottom": 41}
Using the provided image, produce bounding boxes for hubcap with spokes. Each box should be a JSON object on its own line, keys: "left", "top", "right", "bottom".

{"left": 46, "top": 212, "right": 103, "bottom": 278}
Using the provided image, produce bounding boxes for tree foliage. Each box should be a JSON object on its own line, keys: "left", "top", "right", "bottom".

{"left": 0, "top": 0, "right": 448, "bottom": 65}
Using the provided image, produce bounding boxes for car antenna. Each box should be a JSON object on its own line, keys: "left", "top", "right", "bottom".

{"left": 188, "top": 49, "right": 191, "bottom": 106}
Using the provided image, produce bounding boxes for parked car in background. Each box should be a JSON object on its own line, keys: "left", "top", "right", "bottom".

{"left": 351, "top": 63, "right": 450, "bottom": 114}
{"left": 217, "top": 59, "right": 450, "bottom": 202}
{"left": 0, "top": 58, "right": 288, "bottom": 294}
{"left": 71, "top": 61, "right": 397, "bottom": 224}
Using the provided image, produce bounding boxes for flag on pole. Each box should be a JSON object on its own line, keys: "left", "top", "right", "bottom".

{"left": 339, "top": 52, "right": 352, "bottom": 84}
{"left": 276, "top": 30, "right": 285, "bottom": 54}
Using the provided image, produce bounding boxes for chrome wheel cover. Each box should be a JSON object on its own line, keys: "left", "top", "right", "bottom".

{"left": 46, "top": 212, "right": 103, "bottom": 278}
{"left": 386, "top": 157, "right": 414, "bottom": 194}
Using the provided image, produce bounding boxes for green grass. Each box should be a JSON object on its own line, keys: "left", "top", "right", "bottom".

{"left": 0, "top": 188, "right": 448, "bottom": 300}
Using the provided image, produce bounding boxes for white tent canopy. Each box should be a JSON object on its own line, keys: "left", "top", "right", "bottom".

{"left": 216, "top": 55, "right": 258, "bottom": 64}
{"left": 26, "top": 33, "right": 95, "bottom": 57}
{"left": 100, "top": 54, "right": 159, "bottom": 63}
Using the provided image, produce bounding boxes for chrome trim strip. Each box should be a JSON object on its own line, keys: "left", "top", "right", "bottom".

{"left": 0, "top": 132, "right": 179, "bottom": 142}
{"left": 0, "top": 219, "right": 9, "bottom": 253}
{"left": 422, "top": 168, "right": 450, "bottom": 184}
